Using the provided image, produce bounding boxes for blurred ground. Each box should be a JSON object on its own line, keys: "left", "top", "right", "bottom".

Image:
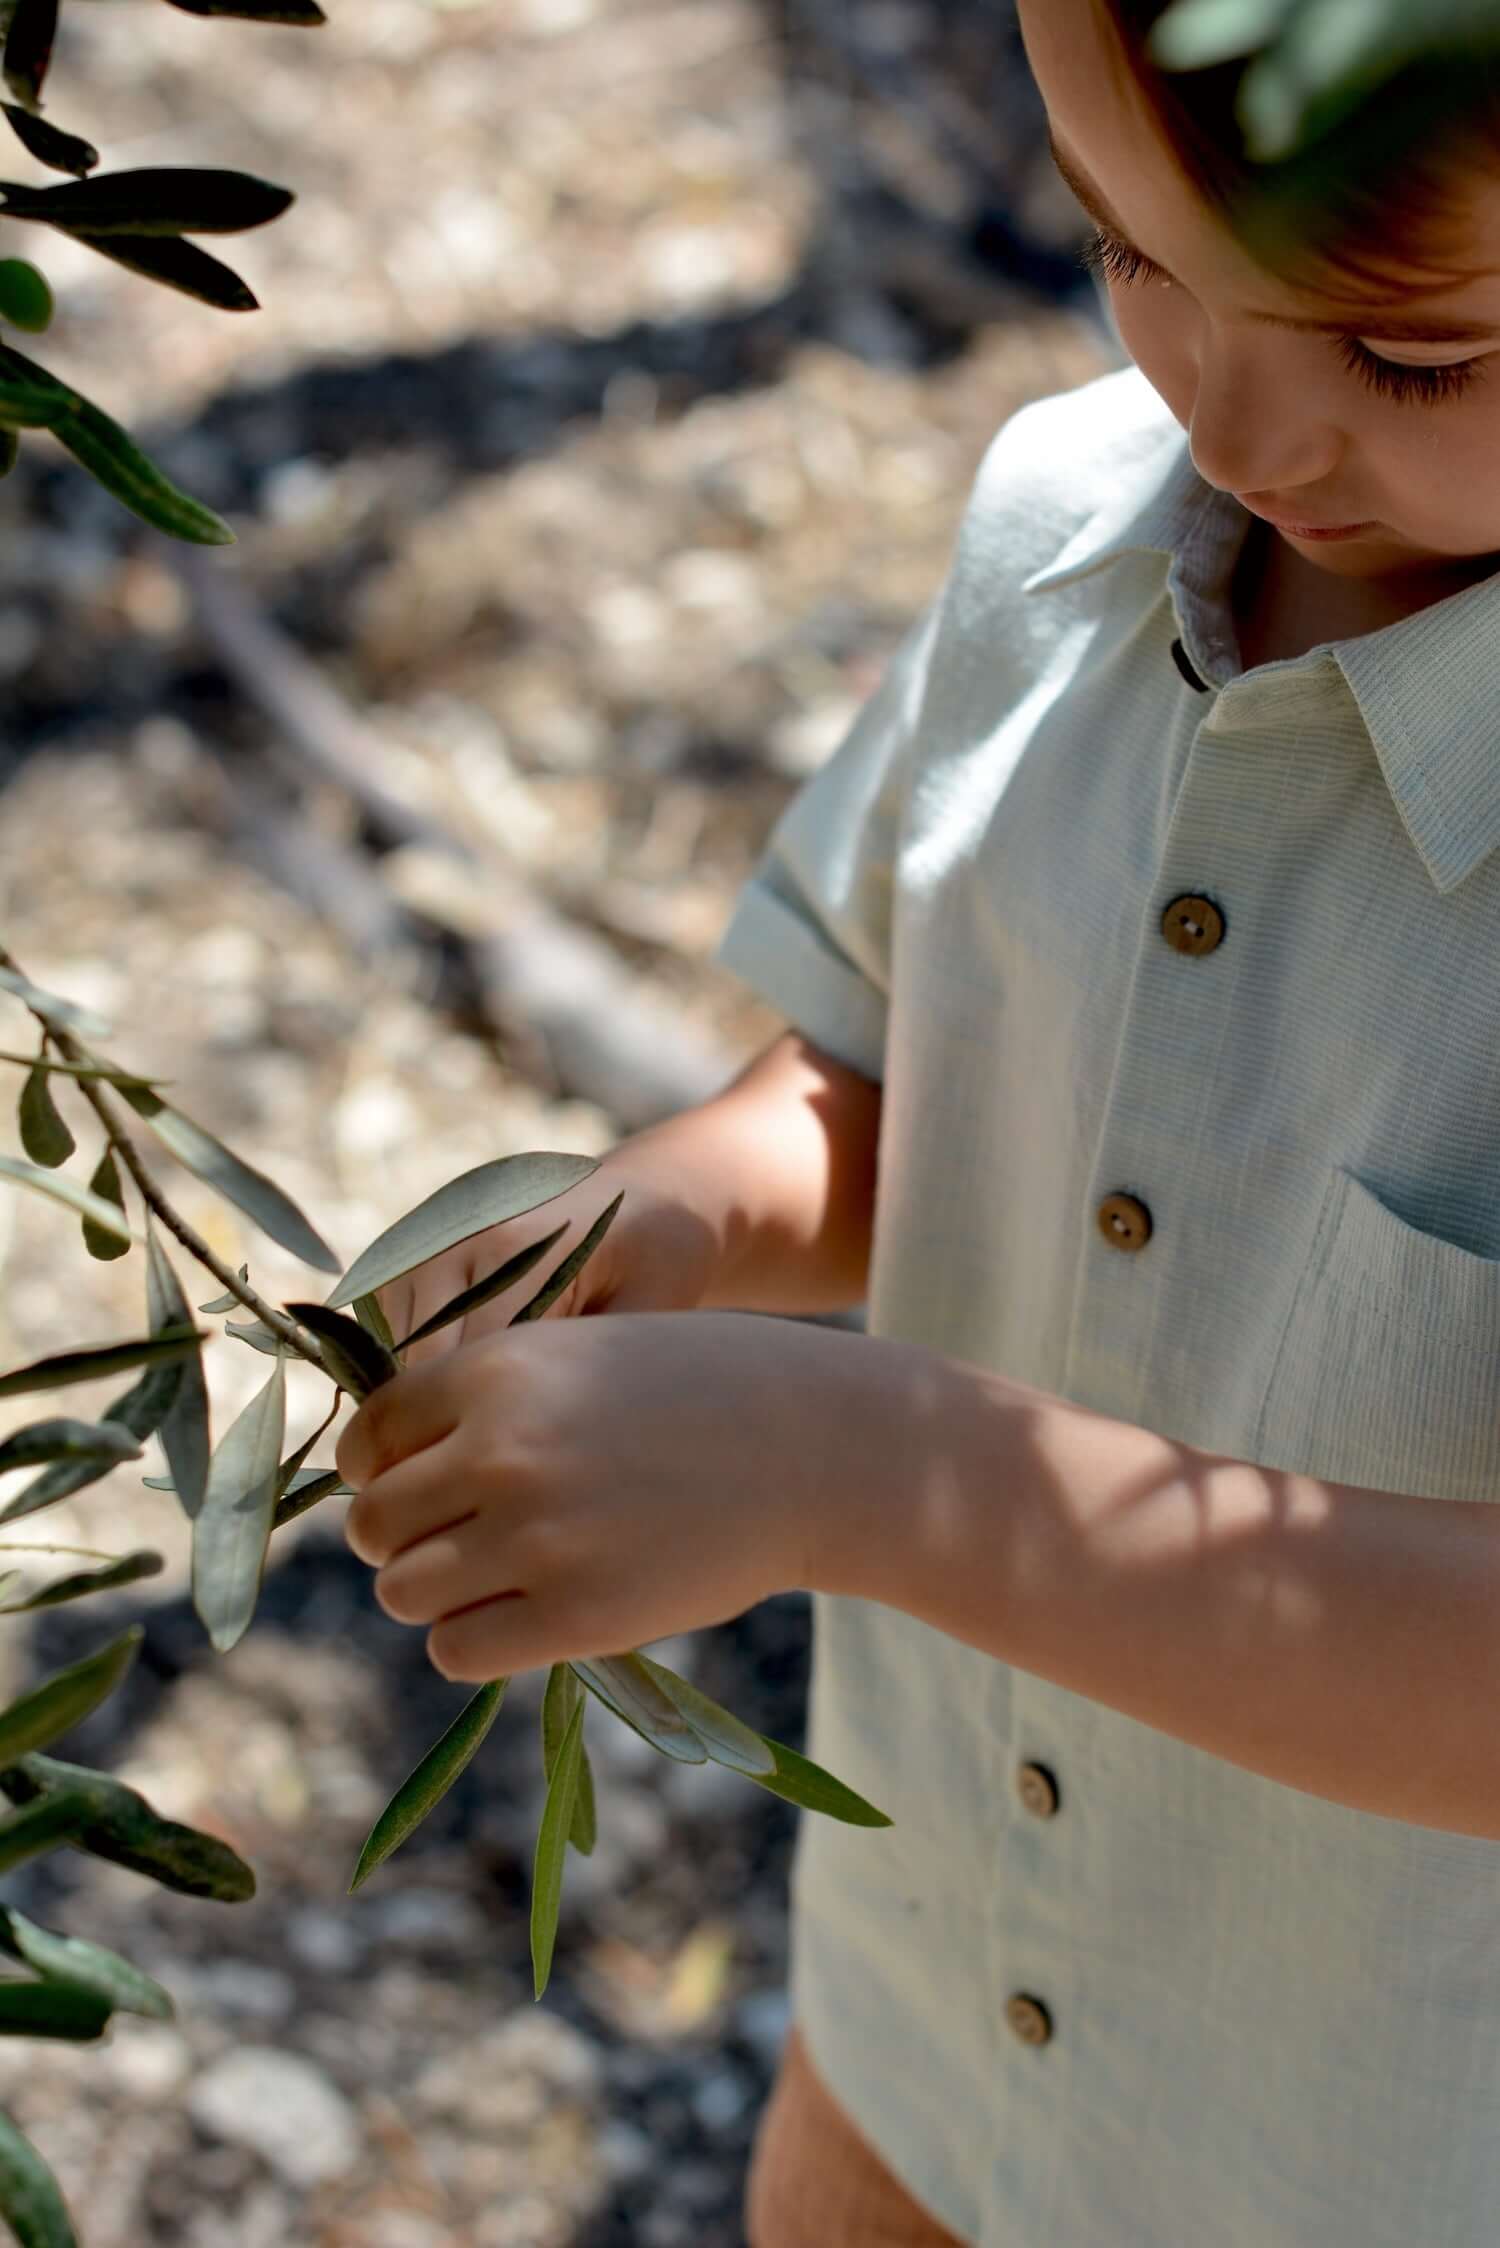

{"left": 0, "top": 1, "right": 1112, "bottom": 2241}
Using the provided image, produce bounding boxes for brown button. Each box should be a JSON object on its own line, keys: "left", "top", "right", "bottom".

{"left": 1005, "top": 1994, "right": 1053, "bottom": 2048}
{"left": 1161, "top": 894, "right": 1226, "bottom": 958}
{"left": 1097, "top": 1193, "right": 1153, "bottom": 1252}
{"left": 1017, "top": 1762, "right": 1060, "bottom": 1820}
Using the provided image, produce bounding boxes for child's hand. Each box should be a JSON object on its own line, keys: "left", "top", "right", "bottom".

{"left": 336, "top": 1309, "right": 883, "bottom": 1681}
{"left": 376, "top": 1152, "right": 725, "bottom": 1369}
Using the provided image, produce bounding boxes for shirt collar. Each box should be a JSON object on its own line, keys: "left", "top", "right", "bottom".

{"left": 1021, "top": 418, "right": 1500, "bottom": 896}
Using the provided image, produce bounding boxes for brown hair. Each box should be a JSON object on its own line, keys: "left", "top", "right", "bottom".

{"left": 1099, "top": 0, "right": 1500, "bottom": 303}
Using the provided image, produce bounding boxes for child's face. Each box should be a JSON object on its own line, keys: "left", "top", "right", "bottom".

{"left": 1018, "top": 0, "right": 1500, "bottom": 594}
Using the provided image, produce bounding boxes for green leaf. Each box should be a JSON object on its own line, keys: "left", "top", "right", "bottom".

{"left": 223, "top": 1318, "right": 281, "bottom": 1358}
{"left": 81, "top": 1147, "right": 129, "bottom": 1261}
{"left": 271, "top": 1466, "right": 347, "bottom": 1529}
{"left": 146, "top": 1227, "right": 211, "bottom": 1520}
{"left": 569, "top": 1654, "right": 706, "bottom": 1765}
{"left": 1, "top": 101, "right": 99, "bottom": 176}
{"left": 351, "top": 1291, "right": 397, "bottom": 1353}
{"left": 1, "top": 0, "right": 55, "bottom": 113}
{"left": 0, "top": 1419, "right": 141, "bottom": 1474}
{"left": 633, "top": 1653, "right": 775, "bottom": 1777}
{"left": 349, "top": 1679, "right": 506, "bottom": 1891}
{"left": 0, "top": 346, "right": 232, "bottom": 544}
{"left": 0, "top": 1154, "right": 137, "bottom": 1246}
{"left": 741, "top": 1736, "right": 893, "bottom": 1828}
{"left": 0, "top": 2102, "right": 78, "bottom": 2246}
{"left": 164, "top": 0, "right": 325, "bottom": 22}
{"left": 0, "top": 1905, "right": 172, "bottom": 2019}
{"left": 191, "top": 1347, "right": 286, "bottom": 1653}
{"left": 0, "top": 1550, "right": 163, "bottom": 1613}
{"left": 541, "top": 1664, "right": 595, "bottom": 1853}
{"left": 530, "top": 1693, "right": 584, "bottom": 2000}
{"left": 0, "top": 1350, "right": 191, "bottom": 1523}
{"left": 16, "top": 1060, "right": 72, "bottom": 1167}
{"left": 0, "top": 1325, "right": 201, "bottom": 1403}
{"left": 108, "top": 1078, "right": 336, "bottom": 1267}
{"left": 508, "top": 1194, "right": 624, "bottom": 1324}
{"left": 0, "top": 1754, "right": 256, "bottom": 1902}
{"left": 0, "top": 166, "right": 292, "bottom": 236}
{"left": 392, "top": 1223, "right": 568, "bottom": 1354}
{"left": 324, "top": 1153, "right": 599, "bottom": 1310}
{"left": 282, "top": 1302, "right": 397, "bottom": 1398}
{"left": 0, "top": 258, "right": 49, "bottom": 332}
{"left": 0, "top": 1625, "right": 141, "bottom": 1769}
{"left": 1148, "top": 0, "right": 1295, "bottom": 69}
{"left": 0, "top": 967, "right": 110, "bottom": 1040}
{"left": 0, "top": 1791, "right": 93, "bottom": 1879}
{"left": 0, "top": 1052, "right": 162, "bottom": 1089}
{"left": 197, "top": 1266, "right": 248, "bottom": 1314}
{"left": 65, "top": 232, "right": 256, "bottom": 313}
{"left": 0, "top": 1984, "right": 110, "bottom": 2042}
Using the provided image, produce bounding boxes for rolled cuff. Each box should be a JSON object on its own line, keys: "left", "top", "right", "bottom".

{"left": 715, "top": 878, "right": 888, "bottom": 1086}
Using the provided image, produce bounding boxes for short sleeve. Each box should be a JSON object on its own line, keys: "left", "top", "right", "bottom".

{"left": 712, "top": 602, "right": 939, "bottom": 1085}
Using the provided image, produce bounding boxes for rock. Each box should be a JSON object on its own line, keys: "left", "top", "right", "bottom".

{"left": 368, "top": 1886, "right": 491, "bottom": 1952}
{"left": 185, "top": 2048, "right": 362, "bottom": 2188}
{"left": 183, "top": 1961, "right": 296, "bottom": 2023}
{"left": 735, "top": 1987, "right": 792, "bottom": 2070}
{"left": 102, "top": 2022, "right": 193, "bottom": 2099}
{"left": 285, "top": 1904, "right": 365, "bottom": 1975}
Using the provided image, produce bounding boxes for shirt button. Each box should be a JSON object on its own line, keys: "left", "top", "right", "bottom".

{"left": 1161, "top": 893, "right": 1226, "bottom": 958}
{"left": 1097, "top": 1193, "right": 1153, "bottom": 1252}
{"left": 1005, "top": 1994, "right": 1054, "bottom": 2048}
{"left": 1017, "top": 1762, "right": 1060, "bottom": 1819}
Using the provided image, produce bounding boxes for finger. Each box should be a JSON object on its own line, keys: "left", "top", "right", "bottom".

{"left": 427, "top": 1591, "right": 540, "bottom": 1683}
{"left": 343, "top": 1433, "right": 474, "bottom": 1566}
{"left": 334, "top": 1360, "right": 462, "bottom": 1490}
{"left": 374, "top": 1517, "right": 507, "bottom": 1627}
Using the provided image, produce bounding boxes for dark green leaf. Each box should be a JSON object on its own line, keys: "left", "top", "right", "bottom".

{"left": 110, "top": 1077, "right": 335, "bottom": 1268}
{"left": 197, "top": 1266, "right": 248, "bottom": 1314}
{"left": 0, "top": 1791, "right": 93, "bottom": 1878}
{"left": 324, "top": 1152, "right": 599, "bottom": 1310}
{"left": 633, "top": 1653, "right": 774, "bottom": 1777}
{"left": 509, "top": 1195, "right": 623, "bottom": 1324}
{"left": 350, "top": 1680, "right": 506, "bottom": 1891}
{"left": 0, "top": 1419, "right": 142, "bottom": 1474}
{"left": 146, "top": 1227, "right": 211, "bottom": 1520}
{"left": 0, "top": 1352, "right": 189, "bottom": 1523}
{"left": 271, "top": 1466, "right": 347, "bottom": 1529}
{"left": 570, "top": 1655, "right": 705, "bottom": 1765}
{"left": 65, "top": 232, "right": 256, "bottom": 313}
{"left": 393, "top": 1224, "right": 568, "bottom": 1354}
{"left": 0, "top": 1625, "right": 141, "bottom": 1769}
{"left": 0, "top": 347, "right": 232, "bottom": 544}
{"left": 2, "top": 0, "right": 55, "bottom": 113}
{"left": 0, "top": 257, "right": 49, "bottom": 331}
{"left": 81, "top": 1146, "right": 130, "bottom": 1261}
{"left": 0, "top": 1324, "right": 200, "bottom": 1402}
{"left": 0, "top": 2101, "right": 78, "bottom": 2246}
{"left": 0, "top": 967, "right": 111, "bottom": 1040}
{"left": 0, "top": 1905, "right": 172, "bottom": 2019}
{"left": 352, "top": 1291, "right": 397, "bottom": 1352}
{"left": 164, "top": 0, "right": 325, "bottom": 21}
{"left": 0, "top": 1984, "right": 110, "bottom": 2042}
{"left": 0, "top": 1051, "right": 162, "bottom": 1088}
{"left": 191, "top": 1347, "right": 286, "bottom": 1653}
{"left": 0, "top": 1154, "right": 137, "bottom": 1246}
{"left": 0, "top": 1550, "right": 163, "bottom": 1613}
{"left": 282, "top": 1302, "right": 397, "bottom": 1398}
{"left": 530, "top": 1693, "right": 584, "bottom": 2001}
{"left": 17, "top": 1060, "right": 72, "bottom": 1167}
{"left": 741, "top": 1735, "right": 893, "bottom": 1827}
{"left": 572, "top": 1740, "right": 597, "bottom": 1856}
{"left": 0, "top": 166, "right": 291, "bottom": 236}
{"left": 542, "top": 1666, "right": 596, "bottom": 1855}
{"left": 0, "top": 426, "right": 16, "bottom": 476}
{"left": 0, "top": 1754, "right": 256, "bottom": 1902}
{"left": 1, "top": 102, "right": 98, "bottom": 176}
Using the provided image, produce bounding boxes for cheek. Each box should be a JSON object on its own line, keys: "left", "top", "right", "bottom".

{"left": 1106, "top": 286, "right": 1197, "bottom": 420}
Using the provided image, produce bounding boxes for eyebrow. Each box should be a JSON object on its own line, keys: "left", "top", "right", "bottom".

{"left": 1048, "top": 128, "right": 1500, "bottom": 345}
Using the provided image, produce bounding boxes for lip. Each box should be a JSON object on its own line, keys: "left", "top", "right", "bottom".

{"left": 1241, "top": 502, "right": 1375, "bottom": 542}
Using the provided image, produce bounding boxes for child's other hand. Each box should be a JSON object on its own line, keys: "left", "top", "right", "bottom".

{"left": 375, "top": 1150, "right": 724, "bottom": 1370}
{"left": 336, "top": 1309, "right": 874, "bottom": 1681}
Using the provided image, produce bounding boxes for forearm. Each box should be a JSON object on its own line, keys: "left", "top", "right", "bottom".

{"left": 831, "top": 1340, "right": 1500, "bottom": 1838}
{"left": 612, "top": 1029, "right": 882, "bottom": 1317}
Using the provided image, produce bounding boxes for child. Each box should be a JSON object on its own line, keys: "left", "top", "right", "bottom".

{"left": 336, "top": 1, "right": 1500, "bottom": 2239}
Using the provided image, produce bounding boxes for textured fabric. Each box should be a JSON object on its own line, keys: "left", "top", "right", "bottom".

{"left": 745, "top": 2023, "right": 968, "bottom": 2247}
{"left": 715, "top": 363, "right": 1500, "bottom": 2248}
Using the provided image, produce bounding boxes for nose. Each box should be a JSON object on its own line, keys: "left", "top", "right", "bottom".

{"left": 1186, "top": 333, "right": 1341, "bottom": 500}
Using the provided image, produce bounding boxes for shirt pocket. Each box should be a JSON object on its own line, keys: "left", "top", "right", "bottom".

{"left": 1255, "top": 1168, "right": 1500, "bottom": 1503}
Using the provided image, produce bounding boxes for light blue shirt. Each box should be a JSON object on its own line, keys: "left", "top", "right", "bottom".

{"left": 715, "top": 365, "right": 1500, "bottom": 2247}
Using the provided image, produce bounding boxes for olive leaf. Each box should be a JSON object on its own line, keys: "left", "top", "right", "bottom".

{"left": 65, "top": 232, "right": 255, "bottom": 313}
{"left": 0, "top": 1549, "right": 163, "bottom": 1613}
{"left": 0, "top": 1051, "right": 161, "bottom": 1089}
{"left": 0, "top": 2100, "right": 77, "bottom": 2247}
{"left": 569, "top": 1655, "right": 706, "bottom": 1765}
{"left": 739, "top": 1736, "right": 893, "bottom": 1827}
{"left": 272, "top": 1467, "right": 347, "bottom": 1529}
{"left": 282, "top": 1302, "right": 397, "bottom": 1398}
{"left": 190, "top": 1347, "right": 286, "bottom": 1653}
{"left": 0, "top": 1789, "right": 94, "bottom": 1878}
{"left": 632, "top": 1653, "right": 774, "bottom": 1778}
{"left": 0, "top": 1324, "right": 201, "bottom": 1403}
{"left": 0, "top": 1754, "right": 256, "bottom": 1902}
{"left": 16, "top": 1056, "right": 71, "bottom": 1166}
{"left": 223, "top": 1318, "right": 281, "bottom": 1358}
{"left": 0, "top": 256, "right": 50, "bottom": 331}
{"left": 351, "top": 1291, "right": 398, "bottom": 1353}
{"left": 0, "top": 345, "right": 232, "bottom": 544}
{"left": 1, "top": 101, "right": 98, "bottom": 177}
{"left": 393, "top": 1224, "right": 568, "bottom": 1354}
{"left": 1, "top": 0, "right": 55, "bottom": 114}
{"left": 324, "top": 1152, "right": 599, "bottom": 1310}
{"left": 0, "top": 166, "right": 291, "bottom": 236}
{"left": 81, "top": 1146, "right": 129, "bottom": 1262}
{"left": 165, "top": 0, "right": 325, "bottom": 22}
{"left": 0, "top": 1419, "right": 142, "bottom": 1475}
{"left": 0, "top": 966, "right": 111, "bottom": 1040}
{"left": 0, "top": 1154, "right": 136, "bottom": 1247}
{"left": 0, "top": 1985, "right": 111, "bottom": 2042}
{"left": 146, "top": 1226, "right": 211, "bottom": 1520}
{"left": 0, "top": 1904, "right": 173, "bottom": 2019}
{"left": 0, "top": 1624, "right": 142, "bottom": 1769}
{"left": 349, "top": 1679, "right": 507, "bottom": 1892}
{"left": 541, "top": 1665, "right": 595, "bottom": 1856}
{"left": 0, "top": 1346, "right": 191, "bottom": 1523}
{"left": 508, "top": 1194, "right": 624, "bottom": 1325}
{"left": 198, "top": 1267, "right": 248, "bottom": 1314}
{"left": 530, "top": 1692, "right": 584, "bottom": 2001}
{"left": 108, "top": 1076, "right": 336, "bottom": 1270}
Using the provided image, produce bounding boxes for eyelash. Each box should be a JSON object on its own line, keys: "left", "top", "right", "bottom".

{"left": 1078, "top": 226, "right": 1490, "bottom": 408}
